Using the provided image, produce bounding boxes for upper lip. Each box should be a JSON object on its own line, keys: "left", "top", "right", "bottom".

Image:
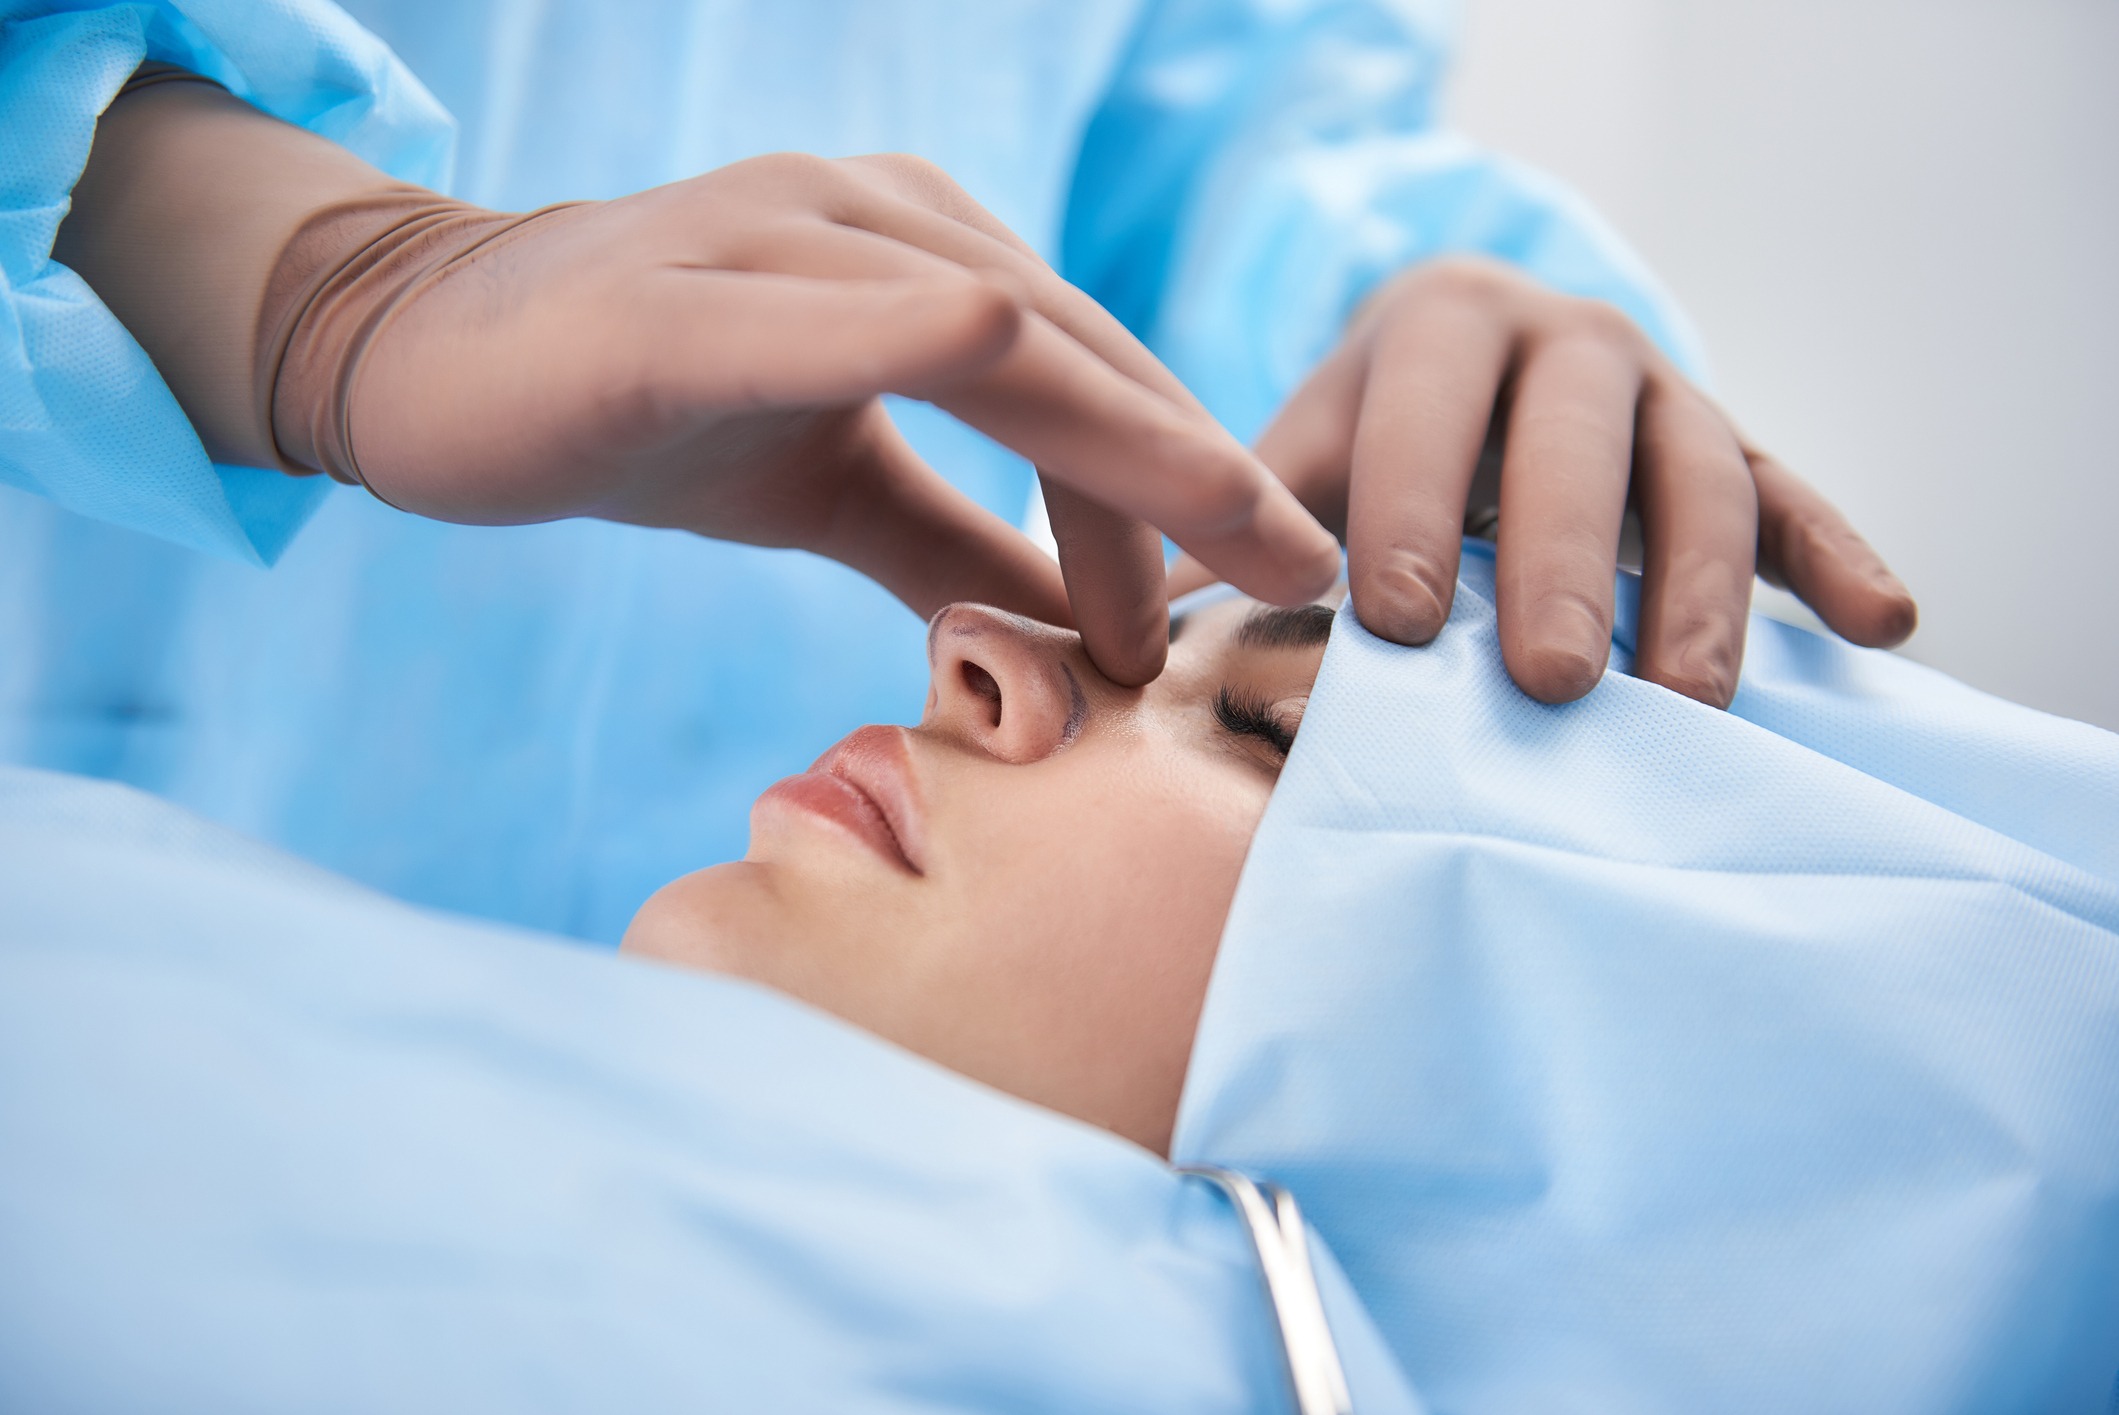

{"left": 813, "top": 725, "right": 929, "bottom": 875}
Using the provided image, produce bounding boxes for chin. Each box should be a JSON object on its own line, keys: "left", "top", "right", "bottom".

{"left": 620, "top": 861, "right": 764, "bottom": 971}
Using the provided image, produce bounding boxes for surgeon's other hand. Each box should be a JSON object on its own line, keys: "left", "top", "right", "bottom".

{"left": 1239, "top": 257, "right": 1917, "bottom": 707}
{"left": 58, "top": 77, "right": 1340, "bottom": 686}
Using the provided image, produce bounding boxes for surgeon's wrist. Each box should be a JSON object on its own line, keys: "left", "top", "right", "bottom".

{"left": 53, "top": 71, "right": 422, "bottom": 473}
{"left": 261, "top": 193, "right": 517, "bottom": 486}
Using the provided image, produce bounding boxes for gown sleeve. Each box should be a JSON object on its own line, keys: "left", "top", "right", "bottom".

{"left": 0, "top": 0, "right": 451, "bottom": 564}
{"left": 1061, "top": 0, "right": 1709, "bottom": 444}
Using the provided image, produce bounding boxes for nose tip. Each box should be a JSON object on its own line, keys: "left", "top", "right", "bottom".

{"left": 925, "top": 604, "right": 1085, "bottom": 764}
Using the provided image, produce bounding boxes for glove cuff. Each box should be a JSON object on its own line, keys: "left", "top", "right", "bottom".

{"left": 259, "top": 195, "right": 581, "bottom": 493}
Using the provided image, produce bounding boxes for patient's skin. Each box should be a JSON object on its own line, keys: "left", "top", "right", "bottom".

{"left": 623, "top": 592, "right": 1335, "bottom": 1155}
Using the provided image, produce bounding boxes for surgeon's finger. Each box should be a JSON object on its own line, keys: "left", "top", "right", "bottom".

{"left": 726, "top": 211, "right": 999, "bottom": 289}
{"left": 1041, "top": 476, "right": 1170, "bottom": 685}
{"left": 1342, "top": 292, "right": 1516, "bottom": 646}
{"left": 837, "top": 154, "right": 1050, "bottom": 263}
{"left": 713, "top": 199, "right": 1337, "bottom": 611}
{"left": 815, "top": 407, "right": 1074, "bottom": 626}
{"left": 1493, "top": 334, "right": 1642, "bottom": 703}
{"left": 1631, "top": 382, "right": 1759, "bottom": 707}
{"left": 836, "top": 162, "right": 1222, "bottom": 417}
{"left": 1749, "top": 447, "right": 1918, "bottom": 648}
{"left": 835, "top": 167, "right": 1343, "bottom": 620}
{"left": 633, "top": 267, "right": 1022, "bottom": 410}
{"left": 931, "top": 314, "right": 1342, "bottom": 608}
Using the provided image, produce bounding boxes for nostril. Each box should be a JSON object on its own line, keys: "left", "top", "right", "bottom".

{"left": 961, "top": 660, "right": 1002, "bottom": 729}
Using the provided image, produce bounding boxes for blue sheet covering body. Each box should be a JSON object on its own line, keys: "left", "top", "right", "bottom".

{"left": 0, "top": 0, "right": 1700, "bottom": 942}
{"left": 0, "top": 765, "right": 1425, "bottom": 1414}
{"left": 4, "top": 545, "right": 2115, "bottom": 1407}
{"left": 1178, "top": 542, "right": 2119, "bottom": 1414}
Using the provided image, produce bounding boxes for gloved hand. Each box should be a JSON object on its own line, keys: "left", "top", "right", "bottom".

{"left": 57, "top": 71, "right": 1338, "bottom": 686}
{"left": 1208, "top": 257, "right": 1920, "bottom": 707}
{"left": 62, "top": 76, "right": 1914, "bottom": 706}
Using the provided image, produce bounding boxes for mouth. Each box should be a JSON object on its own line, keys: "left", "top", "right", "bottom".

{"left": 755, "top": 725, "right": 927, "bottom": 875}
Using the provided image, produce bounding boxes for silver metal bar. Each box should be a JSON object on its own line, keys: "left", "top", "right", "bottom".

{"left": 1179, "top": 1164, "right": 1354, "bottom": 1415}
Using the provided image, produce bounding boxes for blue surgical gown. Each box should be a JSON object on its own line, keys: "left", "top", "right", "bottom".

{"left": 0, "top": 0, "right": 1699, "bottom": 941}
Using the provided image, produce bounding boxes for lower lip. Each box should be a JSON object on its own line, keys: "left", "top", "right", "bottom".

{"left": 756, "top": 771, "right": 917, "bottom": 873}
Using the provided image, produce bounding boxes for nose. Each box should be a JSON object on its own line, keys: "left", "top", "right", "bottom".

{"left": 924, "top": 604, "right": 1087, "bottom": 764}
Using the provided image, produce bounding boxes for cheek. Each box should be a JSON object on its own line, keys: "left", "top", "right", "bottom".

{"left": 959, "top": 758, "right": 1266, "bottom": 958}
{"left": 924, "top": 755, "right": 1271, "bottom": 1145}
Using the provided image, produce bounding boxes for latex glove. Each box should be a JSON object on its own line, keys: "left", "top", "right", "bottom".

{"left": 56, "top": 73, "right": 1338, "bottom": 685}
{"left": 1182, "top": 257, "right": 1919, "bottom": 707}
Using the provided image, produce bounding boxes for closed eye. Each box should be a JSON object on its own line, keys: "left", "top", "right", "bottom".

{"left": 1213, "top": 687, "right": 1298, "bottom": 759}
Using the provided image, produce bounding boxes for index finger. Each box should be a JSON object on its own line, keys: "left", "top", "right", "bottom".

{"left": 1040, "top": 477, "right": 1170, "bottom": 685}
{"left": 840, "top": 163, "right": 1340, "bottom": 617}
{"left": 674, "top": 203, "right": 1331, "bottom": 657}
{"left": 925, "top": 313, "right": 1341, "bottom": 607}
{"left": 840, "top": 160, "right": 1217, "bottom": 414}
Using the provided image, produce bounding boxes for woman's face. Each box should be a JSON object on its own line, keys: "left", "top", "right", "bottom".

{"left": 623, "top": 592, "right": 1335, "bottom": 1154}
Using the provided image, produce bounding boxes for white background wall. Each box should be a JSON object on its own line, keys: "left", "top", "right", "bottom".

{"left": 1448, "top": 0, "right": 2119, "bottom": 730}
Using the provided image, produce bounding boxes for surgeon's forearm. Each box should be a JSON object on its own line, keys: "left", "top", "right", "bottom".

{"left": 52, "top": 69, "right": 425, "bottom": 471}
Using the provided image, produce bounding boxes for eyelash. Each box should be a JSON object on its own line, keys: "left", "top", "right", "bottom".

{"left": 1213, "top": 687, "right": 1296, "bottom": 759}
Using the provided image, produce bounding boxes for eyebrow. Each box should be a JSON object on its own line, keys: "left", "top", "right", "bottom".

{"left": 1232, "top": 602, "right": 1336, "bottom": 652}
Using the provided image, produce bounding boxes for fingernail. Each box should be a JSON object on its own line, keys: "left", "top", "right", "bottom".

{"left": 1360, "top": 554, "right": 1450, "bottom": 644}
{"left": 1870, "top": 590, "right": 1918, "bottom": 647}
{"left": 1523, "top": 642, "right": 1606, "bottom": 703}
{"left": 1517, "top": 596, "right": 1612, "bottom": 701}
{"left": 1871, "top": 565, "right": 1911, "bottom": 597}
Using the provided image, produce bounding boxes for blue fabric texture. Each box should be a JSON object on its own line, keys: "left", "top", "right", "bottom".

{"left": 0, "top": 0, "right": 1697, "bottom": 942}
{"left": 1178, "top": 541, "right": 2119, "bottom": 1414}
{"left": 0, "top": 0, "right": 451, "bottom": 563}
{"left": 1063, "top": 0, "right": 1704, "bottom": 445}
{"left": 0, "top": 761, "right": 1427, "bottom": 1414}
